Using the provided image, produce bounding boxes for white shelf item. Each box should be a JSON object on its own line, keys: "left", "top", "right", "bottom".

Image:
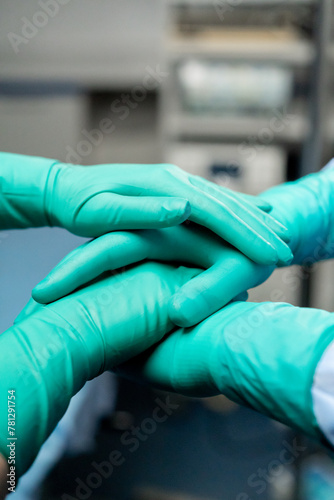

{"left": 163, "top": 112, "right": 308, "bottom": 143}
{"left": 166, "top": 32, "right": 314, "bottom": 66}
{"left": 177, "top": 60, "right": 294, "bottom": 113}
{"left": 165, "top": 142, "right": 286, "bottom": 194}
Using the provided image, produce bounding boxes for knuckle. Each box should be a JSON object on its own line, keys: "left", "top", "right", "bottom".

{"left": 161, "top": 163, "right": 182, "bottom": 177}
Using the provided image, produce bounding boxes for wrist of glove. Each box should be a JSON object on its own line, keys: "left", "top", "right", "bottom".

{"left": 0, "top": 262, "right": 198, "bottom": 476}
{"left": 117, "top": 300, "right": 334, "bottom": 449}
{"left": 0, "top": 153, "right": 59, "bottom": 229}
{"left": 261, "top": 164, "right": 334, "bottom": 266}
{"left": 0, "top": 308, "right": 95, "bottom": 477}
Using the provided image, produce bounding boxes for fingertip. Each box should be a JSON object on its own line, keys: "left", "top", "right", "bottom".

{"left": 31, "top": 284, "right": 50, "bottom": 305}
{"left": 277, "top": 224, "right": 292, "bottom": 243}
{"left": 231, "top": 291, "right": 249, "bottom": 302}
{"left": 266, "top": 216, "right": 292, "bottom": 243}
{"left": 163, "top": 199, "right": 191, "bottom": 225}
{"left": 257, "top": 200, "right": 272, "bottom": 212}
{"left": 182, "top": 199, "right": 191, "bottom": 219}
{"left": 277, "top": 245, "right": 294, "bottom": 266}
{"left": 252, "top": 246, "right": 278, "bottom": 266}
{"left": 238, "top": 193, "right": 272, "bottom": 212}
{"left": 168, "top": 294, "right": 197, "bottom": 328}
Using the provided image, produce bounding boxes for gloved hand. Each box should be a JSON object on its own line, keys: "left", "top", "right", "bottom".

{"left": 117, "top": 299, "right": 334, "bottom": 448}
{"left": 13, "top": 262, "right": 334, "bottom": 461}
{"left": 0, "top": 152, "right": 292, "bottom": 265}
{"left": 260, "top": 161, "right": 334, "bottom": 266}
{"left": 32, "top": 224, "right": 274, "bottom": 326}
{"left": 0, "top": 262, "right": 199, "bottom": 477}
{"left": 31, "top": 162, "right": 334, "bottom": 327}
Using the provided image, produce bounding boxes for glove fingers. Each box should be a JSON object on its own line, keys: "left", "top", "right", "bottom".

{"left": 187, "top": 181, "right": 273, "bottom": 214}
{"left": 32, "top": 232, "right": 151, "bottom": 304}
{"left": 73, "top": 194, "right": 191, "bottom": 236}
{"left": 169, "top": 255, "right": 273, "bottom": 327}
{"left": 250, "top": 209, "right": 291, "bottom": 243}
{"left": 190, "top": 176, "right": 271, "bottom": 214}
{"left": 237, "top": 193, "right": 272, "bottom": 212}
{"left": 234, "top": 191, "right": 291, "bottom": 242}
{"left": 50, "top": 262, "right": 201, "bottom": 368}
{"left": 236, "top": 194, "right": 291, "bottom": 243}
{"left": 33, "top": 225, "right": 228, "bottom": 305}
{"left": 147, "top": 224, "right": 226, "bottom": 268}
{"left": 186, "top": 185, "right": 292, "bottom": 266}
{"left": 116, "top": 324, "right": 218, "bottom": 398}
{"left": 188, "top": 176, "right": 292, "bottom": 251}
{"left": 232, "top": 290, "right": 249, "bottom": 302}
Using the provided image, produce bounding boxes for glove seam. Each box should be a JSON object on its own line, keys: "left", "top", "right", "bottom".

{"left": 43, "top": 161, "right": 64, "bottom": 228}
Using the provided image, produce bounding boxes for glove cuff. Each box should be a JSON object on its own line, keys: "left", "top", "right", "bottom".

{"left": 211, "top": 301, "right": 334, "bottom": 445}
{"left": 261, "top": 166, "right": 334, "bottom": 265}
{"left": 0, "top": 153, "right": 59, "bottom": 229}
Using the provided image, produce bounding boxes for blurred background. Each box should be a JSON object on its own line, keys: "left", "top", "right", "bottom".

{"left": 1, "top": 1, "right": 334, "bottom": 499}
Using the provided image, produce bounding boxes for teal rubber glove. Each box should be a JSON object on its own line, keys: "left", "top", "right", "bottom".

{"left": 32, "top": 225, "right": 274, "bottom": 326}
{"left": 31, "top": 163, "right": 334, "bottom": 326}
{"left": 260, "top": 162, "right": 334, "bottom": 265}
{"left": 117, "top": 299, "right": 334, "bottom": 448}
{"left": 0, "top": 152, "right": 292, "bottom": 265}
{"left": 0, "top": 262, "right": 199, "bottom": 477}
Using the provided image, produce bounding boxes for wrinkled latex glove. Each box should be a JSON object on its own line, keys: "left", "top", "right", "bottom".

{"left": 117, "top": 300, "right": 334, "bottom": 448}
{"left": 260, "top": 162, "right": 334, "bottom": 265}
{"left": 31, "top": 163, "right": 334, "bottom": 326}
{"left": 0, "top": 262, "right": 199, "bottom": 477}
{"left": 32, "top": 224, "right": 274, "bottom": 326}
{"left": 0, "top": 152, "right": 292, "bottom": 265}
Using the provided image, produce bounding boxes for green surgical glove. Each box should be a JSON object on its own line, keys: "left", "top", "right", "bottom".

{"left": 117, "top": 299, "right": 334, "bottom": 448}
{"left": 0, "top": 152, "right": 292, "bottom": 265}
{"left": 260, "top": 162, "right": 334, "bottom": 265}
{"left": 32, "top": 225, "right": 274, "bottom": 326}
{"left": 0, "top": 262, "right": 199, "bottom": 477}
{"left": 30, "top": 162, "right": 334, "bottom": 327}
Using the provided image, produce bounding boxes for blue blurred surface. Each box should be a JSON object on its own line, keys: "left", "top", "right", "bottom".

{"left": 0, "top": 227, "right": 86, "bottom": 332}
